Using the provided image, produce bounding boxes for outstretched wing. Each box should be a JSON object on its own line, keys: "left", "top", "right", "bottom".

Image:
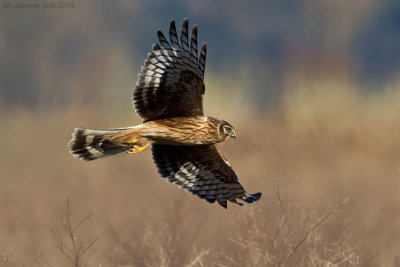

{"left": 151, "top": 144, "right": 262, "bottom": 208}
{"left": 133, "top": 18, "right": 207, "bottom": 122}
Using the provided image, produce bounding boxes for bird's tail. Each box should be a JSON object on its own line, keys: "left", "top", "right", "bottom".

{"left": 68, "top": 127, "right": 149, "bottom": 161}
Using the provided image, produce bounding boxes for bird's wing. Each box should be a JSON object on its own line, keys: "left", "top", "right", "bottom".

{"left": 133, "top": 18, "right": 206, "bottom": 122}
{"left": 151, "top": 144, "right": 262, "bottom": 208}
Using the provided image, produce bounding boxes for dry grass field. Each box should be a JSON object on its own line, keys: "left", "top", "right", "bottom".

{"left": 1, "top": 76, "right": 400, "bottom": 266}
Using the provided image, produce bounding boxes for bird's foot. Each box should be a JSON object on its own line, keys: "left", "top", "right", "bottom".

{"left": 126, "top": 139, "right": 149, "bottom": 154}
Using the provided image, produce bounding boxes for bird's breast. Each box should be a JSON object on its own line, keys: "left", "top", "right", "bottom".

{"left": 140, "top": 117, "right": 220, "bottom": 145}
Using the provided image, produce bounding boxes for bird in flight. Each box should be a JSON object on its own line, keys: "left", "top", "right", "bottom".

{"left": 68, "top": 18, "right": 261, "bottom": 208}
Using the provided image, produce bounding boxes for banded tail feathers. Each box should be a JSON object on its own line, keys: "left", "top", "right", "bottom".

{"left": 68, "top": 127, "right": 149, "bottom": 161}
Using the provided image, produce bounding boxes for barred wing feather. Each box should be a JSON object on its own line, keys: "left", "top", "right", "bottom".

{"left": 151, "top": 144, "right": 262, "bottom": 208}
{"left": 133, "top": 18, "right": 207, "bottom": 122}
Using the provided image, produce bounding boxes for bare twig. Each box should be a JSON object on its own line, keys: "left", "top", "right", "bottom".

{"left": 186, "top": 247, "right": 210, "bottom": 267}
{"left": 285, "top": 198, "right": 350, "bottom": 262}
{"left": 50, "top": 197, "right": 107, "bottom": 267}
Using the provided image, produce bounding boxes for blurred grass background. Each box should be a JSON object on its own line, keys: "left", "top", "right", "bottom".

{"left": 1, "top": 0, "right": 400, "bottom": 266}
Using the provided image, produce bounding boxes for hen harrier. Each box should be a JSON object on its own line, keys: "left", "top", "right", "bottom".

{"left": 68, "top": 19, "right": 261, "bottom": 208}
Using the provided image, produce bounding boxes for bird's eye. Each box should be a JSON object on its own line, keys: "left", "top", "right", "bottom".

{"left": 223, "top": 126, "right": 231, "bottom": 134}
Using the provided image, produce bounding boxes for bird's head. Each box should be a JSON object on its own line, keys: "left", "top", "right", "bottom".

{"left": 220, "top": 121, "right": 236, "bottom": 140}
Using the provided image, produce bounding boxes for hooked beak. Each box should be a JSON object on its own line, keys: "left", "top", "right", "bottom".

{"left": 231, "top": 130, "right": 236, "bottom": 139}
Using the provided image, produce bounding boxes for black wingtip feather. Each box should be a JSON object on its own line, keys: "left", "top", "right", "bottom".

{"left": 168, "top": 20, "right": 181, "bottom": 51}
{"left": 243, "top": 192, "right": 262, "bottom": 203}
{"left": 190, "top": 24, "right": 198, "bottom": 63}
{"left": 199, "top": 42, "right": 207, "bottom": 74}
{"left": 180, "top": 18, "right": 190, "bottom": 54}
{"left": 157, "top": 30, "right": 171, "bottom": 49}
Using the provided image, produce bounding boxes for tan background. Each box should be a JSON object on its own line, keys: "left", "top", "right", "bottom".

{"left": 1, "top": 0, "right": 400, "bottom": 266}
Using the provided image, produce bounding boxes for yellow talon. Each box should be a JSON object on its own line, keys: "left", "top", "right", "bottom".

{"left": 127, "top": 143, "right": 149, "bottom": 154}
